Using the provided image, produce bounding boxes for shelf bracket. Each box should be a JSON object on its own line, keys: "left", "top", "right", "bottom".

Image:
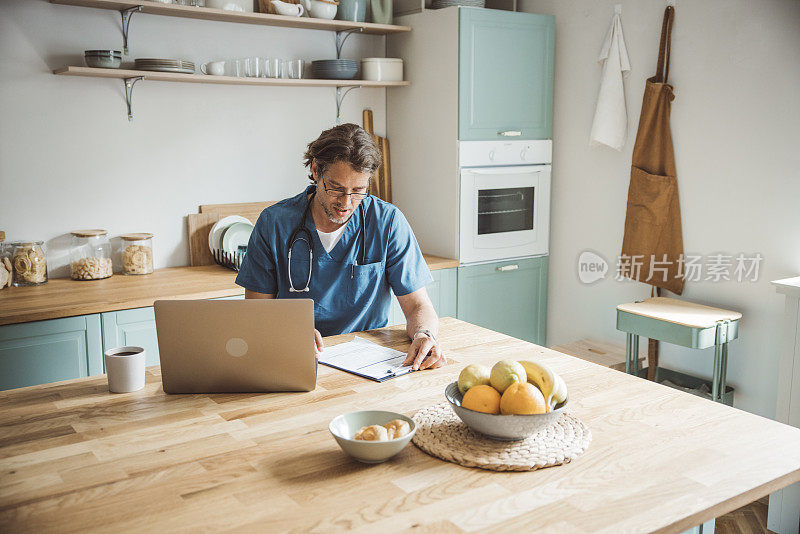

{"left": 120, "top": 6, "right": 142, "bottom": 55}
{"left": 124, "top": 76, "right": 145, "bottom": 122}
{"left": 335, "top": 85, "right": 360, "bottom": 124}
{"left": 334, "top": 28, "right": 363, "bottom": 59}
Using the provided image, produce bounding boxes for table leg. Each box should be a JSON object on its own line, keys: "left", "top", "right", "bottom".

{"left": 712, "top": 342, "right": 722, "bottom": 403}
{"left": 626, "top": 333, "right": 633, "bottom": 374}
{"left": 720, "top": 342, "right": 728, "bottom": 403}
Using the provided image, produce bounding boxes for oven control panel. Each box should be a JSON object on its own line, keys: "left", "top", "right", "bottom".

{"left": 459, "top": 139, "right": 552, "bottom": 167}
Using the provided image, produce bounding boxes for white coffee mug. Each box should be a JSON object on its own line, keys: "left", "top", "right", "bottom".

{"left": 104, "top": 346, "right": 146, "bottom": 393}
{"left": 201, "top": 61, "right": 225, "bottom": 76}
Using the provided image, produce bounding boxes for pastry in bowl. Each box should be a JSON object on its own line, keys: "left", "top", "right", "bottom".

{"left": 329, "top": 410, "right": 416, "bottom": 463}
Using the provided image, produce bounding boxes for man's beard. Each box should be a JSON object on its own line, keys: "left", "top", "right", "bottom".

{"left": 321, "top": 200, "right": 351, "bottom": 225}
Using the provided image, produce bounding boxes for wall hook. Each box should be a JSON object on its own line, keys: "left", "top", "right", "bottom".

{"left": 335, "top": 85, "right": 360, "bottom": 124}
{"left": 124, "top": 76, "right": 145, "bottom": 122}
{"left": 335, "top": 28, "right": 363, "bottom": 59}
{"left": 120, "top": 6, "right": 142, "bottom": 55}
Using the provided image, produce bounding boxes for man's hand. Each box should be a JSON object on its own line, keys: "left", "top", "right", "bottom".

{"left": 402, "top": 333, "right": 445, "bottom": 370}
{"left": 314, "top": 329, "right": 324, "bottom": 359}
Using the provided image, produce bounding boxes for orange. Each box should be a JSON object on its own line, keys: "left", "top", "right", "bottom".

{"left": 500, "top": 382, "right": 547, "bottom": 415}
{"left": 462, "top": 384, "right": 501, "bottom": 414}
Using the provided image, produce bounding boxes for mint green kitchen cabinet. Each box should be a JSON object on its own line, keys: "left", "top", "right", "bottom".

{"left": 457, "top": 256, "right": 548, "bottom": 345}
{"left": 428, "top": 268, "right": 458, "bottom": 319}
{"left": 459, "top": 8, "right": 555, "bottom": 141}
{"left": 388, "top": 295, "right": 403, "bottom": 327}
{"left": 388, "top": 268, "right": 458, "bottom": 327}
{"left": 101, "top": 307, "right": 160, "bottom": 369}
{"left": 0, "top": 315, "right": 103, "bottom": 390}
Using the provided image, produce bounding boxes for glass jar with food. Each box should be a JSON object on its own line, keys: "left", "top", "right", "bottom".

{"left": 119, "top": 233, "right": 154, "bottom": 275}
{"left": 70, "top": 230, "right": 113, "bottom": 281}
{"left": 10, "top": 241, "right": 48, "bottom": 286}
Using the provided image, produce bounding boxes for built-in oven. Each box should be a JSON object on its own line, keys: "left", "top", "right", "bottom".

{"left": 459, "top": 140, "right": 551, "bottom": 264}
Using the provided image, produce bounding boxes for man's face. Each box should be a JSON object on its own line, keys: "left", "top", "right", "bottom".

{"left": 313, "top": 160, "right": 371, "bottom": 225}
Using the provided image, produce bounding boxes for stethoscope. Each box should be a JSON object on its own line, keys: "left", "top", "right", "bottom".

{"left": 287, "top": 187, "right": 367, "bottom": 292}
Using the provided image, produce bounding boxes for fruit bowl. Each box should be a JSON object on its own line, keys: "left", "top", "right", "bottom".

{"left": 445, "top": 382, "right": 567, "bottom": 441}
{"left": 329, "top": 410, "right": 416, "bottom": 463}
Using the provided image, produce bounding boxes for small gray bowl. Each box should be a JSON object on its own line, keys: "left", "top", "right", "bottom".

{"left": 329, "top": 410, "right": 416, "bottom": 464}
{"left": 445, "top": 382, "right": 567, "bottom": 441}
{"left": 85, "top": 55, "right": 122, "bottom": 69}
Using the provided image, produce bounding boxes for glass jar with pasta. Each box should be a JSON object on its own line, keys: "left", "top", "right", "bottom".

{"left": 119, "top": 233, "right": 154, "bottom": 275}
{"left": 70, "top": 230, "right": 113, "bottom": 281}
{"left": 10, "top": 241, "right": 48, "bottom": 286}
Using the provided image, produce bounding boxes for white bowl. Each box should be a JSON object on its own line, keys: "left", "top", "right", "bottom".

{"left": 329, "top": 410, "right": 416, "bottom": 463}
{"left": 361, "top": 57, "right": 403, "bottom": 82}
{"left": 308, "top": 0, "right": 337, "bottom": 19}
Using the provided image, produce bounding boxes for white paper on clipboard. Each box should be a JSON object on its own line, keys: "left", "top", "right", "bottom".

{"left": 318, "top": 336, "right": 413, "bottom": 382}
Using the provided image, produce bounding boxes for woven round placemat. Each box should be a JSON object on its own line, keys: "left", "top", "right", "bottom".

{"left": 412, "top": 403, "right": 592, "bottom": 472}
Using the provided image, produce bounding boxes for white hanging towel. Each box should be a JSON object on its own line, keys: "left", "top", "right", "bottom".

{"left": 589, "top": 12, "right": 631, "bottom": 151}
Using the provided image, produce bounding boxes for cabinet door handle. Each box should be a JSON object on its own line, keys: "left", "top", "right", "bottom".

{"left": 498, "top": 130, "right": 522, "bottom": 137}
{"left": 496, "top": 264, "right": 519, "bottom": 272}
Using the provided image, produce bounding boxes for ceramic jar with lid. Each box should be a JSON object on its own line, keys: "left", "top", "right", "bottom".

{"left": 10, "top": 241, "right": 48, "bottom": 286}
{"left": 70, "top": 230, "right": 113, "bottom": 280}
{"left": 119, "top": 233, "right": 154, "bottom": 275}
{"left": 361, "top": 58, "right": 403, "bottom": 81}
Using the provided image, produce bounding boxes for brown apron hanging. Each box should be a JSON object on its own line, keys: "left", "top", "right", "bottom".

{"left": 621, "top": 6, "right": 683, "bottom": 379}
{"left": 620, "top": 5, "right": 685, "bottom": 297}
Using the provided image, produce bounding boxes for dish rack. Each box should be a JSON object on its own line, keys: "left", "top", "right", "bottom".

{"left": 212, "top": 246, "right": 247, "bottom": 271}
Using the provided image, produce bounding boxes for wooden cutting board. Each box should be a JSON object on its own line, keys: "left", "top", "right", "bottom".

{"left": 187, "top": 212, "right": 221, "bottom": 267}
{"left": 362, "top": 109, "right": 391, "bottom": 203}
{"left": 380, "top": 135, "right": 391, "bottom": 203}
{"left": 199, "top": 202, "right": 273, "bottom": 222}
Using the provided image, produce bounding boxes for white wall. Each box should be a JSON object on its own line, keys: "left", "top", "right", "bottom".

{"left": 0, "top": 0, "right": 387, "bottom": 276}
{"left": 519, "top": 0, "right": 800, "bottom": 417}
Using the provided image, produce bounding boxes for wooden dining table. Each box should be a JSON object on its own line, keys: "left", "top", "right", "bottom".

{"left": 2, "top": 317, "right": 799, "bottom": 533}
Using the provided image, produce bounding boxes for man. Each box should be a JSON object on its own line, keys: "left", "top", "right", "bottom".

{"left": 236, "top": 123, "right": 445, "bottom": 371}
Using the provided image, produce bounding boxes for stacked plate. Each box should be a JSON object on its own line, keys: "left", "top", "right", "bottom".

{"left": 134, "top": 58, "right": 195, "bottom": 74}
{"left": 208, "top": 216, "right": 255, "bottom": 256}
{"left": 430, "top": 0, "right": 485, "bottom": 8}
{"left": 311, "top": 59, "right": 358, "bottom": 80}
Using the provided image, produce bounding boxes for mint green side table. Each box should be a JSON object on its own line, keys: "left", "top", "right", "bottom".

{"left": 616, "top": 297, "right": 742, "bottom": 403}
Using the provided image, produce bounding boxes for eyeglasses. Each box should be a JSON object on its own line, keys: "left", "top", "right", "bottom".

{"left": 321, "top": 178, "right": 368, "bottom": 200}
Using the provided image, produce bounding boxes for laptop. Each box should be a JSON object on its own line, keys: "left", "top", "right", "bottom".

{"left": 154, "top": 299, "right": 316, "bottom": 394}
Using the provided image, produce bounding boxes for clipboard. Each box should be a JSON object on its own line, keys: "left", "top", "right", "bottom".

{"left": 318, "top": 337, "right": 413, "bottom": 382}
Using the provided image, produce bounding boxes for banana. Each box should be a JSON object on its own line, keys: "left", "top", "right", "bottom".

{"left": 518, "top": 360, "right": 557, "bottom": 411}
{"left": 550, "top": 373, "right": 568, "bottom": 409}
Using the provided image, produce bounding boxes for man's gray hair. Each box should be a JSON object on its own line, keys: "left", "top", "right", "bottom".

{"left": 303, "top": 123, "right": 381, "bottom": 183}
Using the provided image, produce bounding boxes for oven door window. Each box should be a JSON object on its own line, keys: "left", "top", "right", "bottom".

{"left": 477, "top": 187, "right": 534, "bottom": 235}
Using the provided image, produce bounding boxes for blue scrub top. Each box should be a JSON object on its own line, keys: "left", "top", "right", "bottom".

{"left": 235, "top": 185, "right": 433, "bottom": 337}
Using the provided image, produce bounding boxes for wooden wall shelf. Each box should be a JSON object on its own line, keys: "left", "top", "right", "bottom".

{"left": 54, "top": 66, "right": 410, "bottom": 120}
{"left": 50, "top": 0, "right": 411, "bottom": 34}
{"left": 54, "top": 66, "right": 411, "bottom": 88}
